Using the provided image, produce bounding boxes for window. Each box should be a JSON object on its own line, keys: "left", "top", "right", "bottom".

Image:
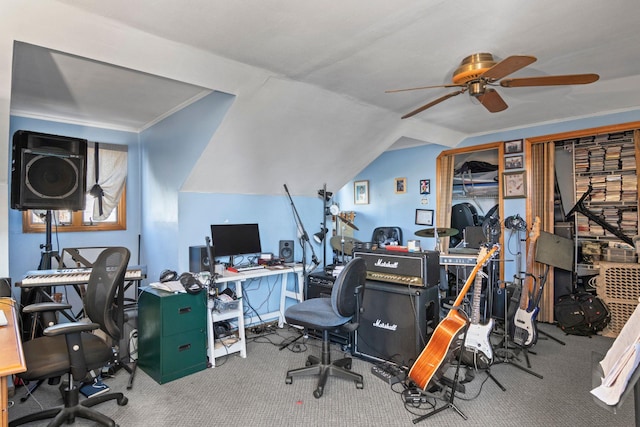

{"left": 22, "top": 142, "right": 127, "bottom": 233}
{"left": 22, "top": 187, "right": 126, "bottom": 232}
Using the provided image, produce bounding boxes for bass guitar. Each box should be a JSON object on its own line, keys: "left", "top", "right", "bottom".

{"left": 408, "top": 245, "right": 499, "bottom": 390}
{"left": 460, "top": 265, "right": 493, "bottom": 369}
{"left": 510, "top": 216, "right": 541, "bottom": 348}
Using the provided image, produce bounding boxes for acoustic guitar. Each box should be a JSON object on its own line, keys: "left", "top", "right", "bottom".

{"left": 510, "top": 216, "right": 541, "bottom": 348}
{"left": 408, "top": 245, "right": 499, "bottom": 390}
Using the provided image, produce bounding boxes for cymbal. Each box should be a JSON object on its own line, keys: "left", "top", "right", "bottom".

{"left": 337, "top": 216, "right": 359, "bottom": 231}
{"left": 330, "top": 236, "right": 360, "bottom": 255}
{"left": 415, "top": 227, "right": 459, "bottom": 238}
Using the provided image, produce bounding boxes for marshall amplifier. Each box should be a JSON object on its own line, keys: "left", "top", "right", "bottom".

{"left": 306, "top": 272, "right": 336, "bottom": 299}
{"left": 353, "top": 281, "right": 439, "bottom": 367}
{"left": 352, "top": 249, "right": 440, "bottom": 288}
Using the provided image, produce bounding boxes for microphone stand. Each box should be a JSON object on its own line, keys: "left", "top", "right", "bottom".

{"left": 281, "top": 184, "right": 320, "bottom": 351}
{"left": 283, "top": 184, "right": 320, "bottom": 280}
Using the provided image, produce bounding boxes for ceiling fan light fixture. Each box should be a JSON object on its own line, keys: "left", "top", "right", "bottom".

{"left": 468, "top": 81, "right": 486, "bottom": 97}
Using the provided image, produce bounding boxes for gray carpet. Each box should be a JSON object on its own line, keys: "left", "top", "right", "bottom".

{"left": 8, "top": 322, "right": 635, "bottom": 426}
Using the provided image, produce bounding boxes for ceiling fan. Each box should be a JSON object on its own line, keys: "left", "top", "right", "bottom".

{"left": 387, "top": 53, "right": 599, "bottom": 119}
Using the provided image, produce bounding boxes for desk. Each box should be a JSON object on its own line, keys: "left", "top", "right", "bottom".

{"left": 207, "top": 264, "right": 304, "bottom": 367}
{"left": 0, "top": 298, "right": 26, "bottom": 426}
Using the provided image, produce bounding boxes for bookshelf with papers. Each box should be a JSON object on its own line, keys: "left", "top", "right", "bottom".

{"left": 564, "top": 130, "right": 639, "bottom": 277}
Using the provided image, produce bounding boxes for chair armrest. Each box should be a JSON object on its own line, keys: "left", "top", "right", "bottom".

{"left": 43, "top": 321, "right": 100, "bottom": 337}
{"left": 23, "top": 302, "right": 73, "bottom": 314}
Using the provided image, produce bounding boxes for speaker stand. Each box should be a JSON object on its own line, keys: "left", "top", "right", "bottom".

{"left": 21, "top": 211, "right": 62, "bottom": 403}
{"left": 38, "top": 210, "right": 59, "bottom": 270}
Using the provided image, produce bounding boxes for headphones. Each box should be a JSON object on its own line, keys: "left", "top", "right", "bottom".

{"left": 213, "top": 321, "right": 231, "bottom": 337}
{"left": 505, "top": 214, "right": 527, "bottom": 231}
{"left": 159, "top": 269, "right": 178, "bottom": 283}
{"left": 178, "top": 272, "right": 204, "bottom": 295}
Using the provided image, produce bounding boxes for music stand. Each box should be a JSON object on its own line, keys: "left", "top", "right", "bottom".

{"left": 533, "top": 231, "right": 573, "bottom": 345}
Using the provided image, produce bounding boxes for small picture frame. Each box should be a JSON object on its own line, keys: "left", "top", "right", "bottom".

{"left": 505, "top": 155, "right": 523, "bottom": 170}
{"left": 503, "top": 171, "right": 527, "bottom": 199}
{"left": 395, "top": 177, "right": 407, "bottom": 194}
{"left": 419, "top": 179, "right": 430, "bottom": 194}
{"left": 354, "top": 180, "right": 369, "bottom": 205}
{"left": 415, "top": 209, "right": 434, "bottom": 226}
{"left": 504, "top": 139, "right": 523, "bottom": 154}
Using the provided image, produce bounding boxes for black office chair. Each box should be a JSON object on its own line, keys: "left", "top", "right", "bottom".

{"left": 285, "top": 257, "right": 366, "bottom": 398}
{"left": 10, "top": 247, "right": 130, "bottom": 427}
{"left": 371, "top": 226, "right": 403, "bottom": 247}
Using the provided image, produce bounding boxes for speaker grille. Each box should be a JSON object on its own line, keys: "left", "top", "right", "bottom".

{"left": 25, "top": 153, "right": 80, "bottom": 199}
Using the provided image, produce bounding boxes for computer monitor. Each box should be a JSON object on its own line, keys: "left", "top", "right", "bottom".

{"left": 210, "top": 223, "right": 262, "bottom": 266}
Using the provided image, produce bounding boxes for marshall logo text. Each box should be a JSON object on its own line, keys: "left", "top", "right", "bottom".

{"left": 374, "top": 259, "right": 399, "bottom": 269}
{"left": 373, "top": 319, "right": 398, "bottom": 331}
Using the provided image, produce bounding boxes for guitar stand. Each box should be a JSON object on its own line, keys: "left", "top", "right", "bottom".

{"left": 537, "top": 328, "right": 566, "bottom": 345}
{"left": 413, "top": 329, "right": 469, "bottom": 424}
{"left": 494, "top": 343, "right": 543, "bottom": 379}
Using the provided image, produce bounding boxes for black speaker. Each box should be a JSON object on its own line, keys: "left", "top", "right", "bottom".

{"left": 189, "top": 245, "right": 211, "bottom": 273}
{"left": 279, "top": 240, "right": 294, "bottom": 263}
{"left": 11, "top": 130, "right": 87, "bottom": 211}
{"left": 354, "top": 281, "right": 439, "bottom": 367}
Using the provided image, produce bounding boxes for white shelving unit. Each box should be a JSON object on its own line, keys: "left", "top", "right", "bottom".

{"left": 207, "top": 280, "right": 246, "bottom": 368}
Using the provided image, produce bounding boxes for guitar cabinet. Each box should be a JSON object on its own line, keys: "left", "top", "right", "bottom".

{"left": 138, "top": 288, "right": 208, "bottom": 384}
{"left": 353, "top": 281, "right": 439, "bottom": 367}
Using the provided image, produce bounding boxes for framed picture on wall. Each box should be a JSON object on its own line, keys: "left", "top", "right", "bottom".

{"left": 395, "top": 177, "right": 407, "bottom": 194}
{"left": 505, "top": 155, "right": 523, "bottom": 170}
{"left": 415, "top": 209, "right": 434, "bottom": 226}
{"left": 354, "top": 180, "right": 369, "bottom": 204}
{"left": 505, "top": 139, "right": 523, "bottom": 154}
{"left": 419, "top": 179, "right": 430, "bottom": 194}
{"left": 503, "top": 171, "right": 527, "bottom": 198}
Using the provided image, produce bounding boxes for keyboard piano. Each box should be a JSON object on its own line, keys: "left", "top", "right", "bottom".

{"left": 19, "top": 266, "right": 146, "bottom": 287}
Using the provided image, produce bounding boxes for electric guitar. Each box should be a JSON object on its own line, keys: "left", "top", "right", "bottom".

{"left": 510, "top": 216, "right": 541, "bottom": 348}
{"left": 460, "top": 265, "right": 494, "bottom": 369}
{"left": 408, "top": 245, "right": 499, "bottom": 390}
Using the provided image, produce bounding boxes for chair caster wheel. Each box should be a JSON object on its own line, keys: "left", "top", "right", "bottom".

{"left": 313, "top": 388, "right": 323, "bottom": 398}
{"left": 285, "top": 377, "right": 292, "bottom": 385}
{"left": 345, "top": 363, "right": 352, "bottom": 370}
{"left": 118, "top": 396, "right": 128, "bottom": 406}
{"left": 356, "top": 381, "right": 364, "bottom": 389}
{"left": 305, "top": 361, "right": 312, "bottom": 367}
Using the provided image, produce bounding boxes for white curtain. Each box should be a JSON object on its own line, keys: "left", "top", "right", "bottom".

{"left": 85, "top": 142, "right": 127, "bottom": 221}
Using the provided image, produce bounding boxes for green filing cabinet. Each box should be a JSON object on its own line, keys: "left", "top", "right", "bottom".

{"left": 138, "top": 287, "right": 208, "bottom": 384}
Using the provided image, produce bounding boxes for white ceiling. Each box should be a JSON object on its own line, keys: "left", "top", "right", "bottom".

{"left": 8, "top": 0, "right": 640, "bottom": 193}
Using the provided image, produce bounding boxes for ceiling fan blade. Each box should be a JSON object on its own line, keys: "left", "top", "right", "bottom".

{"left": 477, "top": 89, "right": 508, "bottom": 113}
{"left": 500, "top": 73, "right": 600, "bottom": 88}
{"left": 482, "top": 55, "right": 537, "bottom": 81}
{"left": 386, "top": 83, "right": 465, "bottom": 93}
{"left": 401, "top": 89, "right": 465, "bottom": 119}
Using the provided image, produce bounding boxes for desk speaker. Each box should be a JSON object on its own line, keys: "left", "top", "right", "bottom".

{"left": 11, "top": 130, "right": 87, "bottom": 211}
{"left": 279, "top": 240, "right": 294, "bottom": 263}
{"left": 354, "top": 281, "right": 438, "bottom": 367}
{"left": 189, "top": 246, "right": 211, "bottom": 273}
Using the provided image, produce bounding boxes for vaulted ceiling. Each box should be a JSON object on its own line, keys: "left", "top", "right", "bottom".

{"left": 8, "top": 0, "right": 640, "bottom": 195}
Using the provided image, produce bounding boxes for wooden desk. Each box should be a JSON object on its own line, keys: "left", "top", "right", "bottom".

{"left": 0, "top": 298, "right": 26, "bottom": 426}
